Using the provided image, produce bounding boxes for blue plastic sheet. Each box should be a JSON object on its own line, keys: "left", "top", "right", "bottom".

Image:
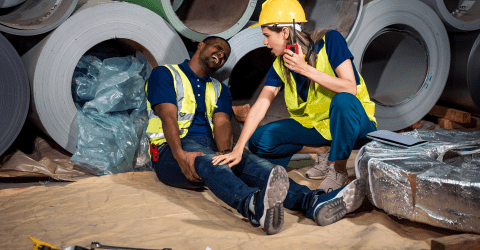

{"left": 71, "top": 51, "right": 153, "bottom": 175}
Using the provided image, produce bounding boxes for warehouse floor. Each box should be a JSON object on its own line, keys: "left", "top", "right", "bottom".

{"left": 0, "top": 139, "right": 465, "bottom": 250}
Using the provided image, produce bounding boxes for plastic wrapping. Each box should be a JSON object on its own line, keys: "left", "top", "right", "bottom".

{"left": 70, "top": 51, "right": 153, "bottom": 175}
{"left": 355, "top": 129, "right": 480, "bottom": 233}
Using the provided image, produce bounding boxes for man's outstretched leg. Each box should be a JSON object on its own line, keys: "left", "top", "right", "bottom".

{"left": 154, "top": 136, "right": 289, "bottom": 234}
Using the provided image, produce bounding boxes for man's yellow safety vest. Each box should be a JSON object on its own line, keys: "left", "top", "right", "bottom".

{"left": 144, "top": 64, "right": 222, "bottom": 146}
{"left": 273, "top": 37, "right": 377, "bottom": 140}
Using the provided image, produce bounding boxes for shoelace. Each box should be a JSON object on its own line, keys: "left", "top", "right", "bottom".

{"left": 312, "top": 155, "right": 327, "bottom": 170}
{"left": 324, "top": 167, "right": 341, "bottom": 183}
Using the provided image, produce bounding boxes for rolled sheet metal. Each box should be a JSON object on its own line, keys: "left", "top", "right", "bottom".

{"left": 349, "top": 0, "right": 450, "bottom": 131}
{"left": 0, "top": 0, "right": 26, "bottom": 8}
{"left": 355, "top": 129, "right": 480, "bottom": 234}
{"left": 0, "top": 0, "right": 78, "bottom": 36}
{"left": 419, "top": 0, "right": 480, "bottom": 32}
{"left": 440, "top": 30, "right": 480, "bottom": 116}
{"left": 125, "top": 0, "right": 257, "bottom": 41}
{"left": 0, "top": 32, "right": 29, "bottom": 157}
{"left": 21, "top": 0, "right": 189, "bottom": 153}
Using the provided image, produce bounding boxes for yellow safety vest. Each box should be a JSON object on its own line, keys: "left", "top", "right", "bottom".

{"left": 273, "top": 37, "right": 377, "bottom": 140}
{"left": 145, "top": 64, "right": 222, "bottom": 146}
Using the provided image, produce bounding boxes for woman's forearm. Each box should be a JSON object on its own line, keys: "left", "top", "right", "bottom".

{"left": 233, "top": 86, "right": 279, "bottom": 151}
{"left": 234, "top": 101, "right": 268, "bottom": 150}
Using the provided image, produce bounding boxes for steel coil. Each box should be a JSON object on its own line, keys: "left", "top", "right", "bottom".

{"left": 349, "top": 0, "right": 450, "bottom": 131}
{"left": 440, "top": 30, "right": 480, "bottom": 116}
{"left": 0, "top": 0, "right": 78, "bottom": 36}
{"left": 419, "top": 0, "right": 480, "bottom": 32}
{"left": 125, "top": 0, "right": 257, "bottom": 41}
{"left": 21, "top": 0, "right": 189, "bottom": 153}
{"left": 0, "top": 32, "right": 29, "bottom": 156}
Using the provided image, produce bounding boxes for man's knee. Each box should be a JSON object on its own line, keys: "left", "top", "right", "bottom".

{"left": 194, "top": 154, "right": 230, "bottom": 176}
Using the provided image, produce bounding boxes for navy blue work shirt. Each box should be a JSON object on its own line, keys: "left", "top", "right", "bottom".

{"left": 265, "top": 30, "right": 360, "bottom": 102}
{"left": 147, "top": 60, "right": 233, "bottom": 137}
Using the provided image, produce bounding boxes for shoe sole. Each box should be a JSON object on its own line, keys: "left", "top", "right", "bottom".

{"left": 305, "top": 173, "right": 326, "bottom": 180}
{"left": 315, "top": 197, "right": 347, "bottom": 226}
{"left": 260, "top": 165, "right": 289, "bottom": 235}
{"left": 335, "top": 178, "right": 366, "bottom": 213}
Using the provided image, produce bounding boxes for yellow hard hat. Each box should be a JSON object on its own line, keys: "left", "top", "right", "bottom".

{"left": 250, "top": 0, "right": 308, "bottom": 28}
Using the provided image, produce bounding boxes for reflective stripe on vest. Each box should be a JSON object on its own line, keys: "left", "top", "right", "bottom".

{"left": 145, "top": 64, "right": 222, "bottom": 146}
{"left": 273, "top": 37, "right": 377, "bottom": 140}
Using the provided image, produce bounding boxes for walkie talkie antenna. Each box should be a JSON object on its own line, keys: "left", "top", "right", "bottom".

{"left": 292, "top": 19, "right": 297, "bottom": 44}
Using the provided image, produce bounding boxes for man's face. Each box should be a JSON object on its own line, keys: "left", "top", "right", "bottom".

{"left": 199, "top": 39, "right": 231, "bottom": 73}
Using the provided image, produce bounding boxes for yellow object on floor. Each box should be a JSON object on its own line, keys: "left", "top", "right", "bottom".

{"left": 30, "top": 237, "right": 57, "bottom": 250}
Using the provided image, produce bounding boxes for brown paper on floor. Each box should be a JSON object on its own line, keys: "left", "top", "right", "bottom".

{"left": 0, "top": 164, "right": 459, "bottom": 250}
{"left": 0, "top": 136, "right": 93, "bottom": 181}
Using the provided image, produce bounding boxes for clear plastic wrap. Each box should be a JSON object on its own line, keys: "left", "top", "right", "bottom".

{"left": 70, "top": 51, "right": 153, "bottom": 175}
{"left": 355, "top": 129, "right": 480, "bottom": 233}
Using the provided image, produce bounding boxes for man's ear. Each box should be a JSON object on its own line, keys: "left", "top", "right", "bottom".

{"left": 198, "top": 41, "right": 205, "bottom": 50}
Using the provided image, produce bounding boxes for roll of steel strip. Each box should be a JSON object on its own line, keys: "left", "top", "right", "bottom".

{"left": 0, "top": 0, "right": 26, "bottom": 8}
{"left": 0, "top": 0, "right": 78, "bottom": 36}
{"left": 349, "top": 0, "right": 450, "bottom": 131}
{"left": 21, "top": 0, "right": 189, "bottom": 153}
{"left": 439, "top": 30, "right": 480, "bottom": 116}
{"left": 0, "top": 33, "right": 29, "bottom": 156}
{"left": 419, "top": 0, "right": 480, "bottom": 32}
{"left": 126, "top": 0, "right": 257, "bottom": 41}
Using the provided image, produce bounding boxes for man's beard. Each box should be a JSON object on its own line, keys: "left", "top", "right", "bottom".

{"left": 202, "top": 56, "right": 218, "bottom": 74}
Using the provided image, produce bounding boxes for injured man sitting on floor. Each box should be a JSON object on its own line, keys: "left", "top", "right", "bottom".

{"left": 145, "top": 36, "right": 365, "bottom": 235}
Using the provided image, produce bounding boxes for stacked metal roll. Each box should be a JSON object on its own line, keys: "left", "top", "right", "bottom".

{"left": 20, "top": 0, "right": 189, "bottom": 154}
{"left": 440, "top": 30, "right": 480, "bottom": 116}
{"left": 348, "top": 0, "right": 450, "bottom": 131}
{"left": 419, "top": 0, "right": 480, "bottom": 31}
{"left": 0, "top": 0, "right": 78, "bottom": 36}
{"left": 124, "top": 0, "right": 257, "bottom": 41}
{"left": 0, "top": 33, "right": 29, "bottom": 156}
{"left": 2, "top": 0, "right": 479, "bottom": 155}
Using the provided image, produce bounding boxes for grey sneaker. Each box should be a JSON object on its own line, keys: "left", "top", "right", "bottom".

{"left": 311, "top": 197, "right": 347, "bottom": 226}
{"left": 334, "top": 178, "right": 366, "bottom": 213}
{"left": 305, "top": 153, "right": 329, "bottom": 179}
{"left": 317, "top": 163, "right": 348, "bottom": 192}
{"left": 253, "top": 165, "right": 289, "bottom": 235}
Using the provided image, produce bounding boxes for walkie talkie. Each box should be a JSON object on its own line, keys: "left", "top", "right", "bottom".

{"left": 286, "top": 19, "right": 299, "bottom": 54}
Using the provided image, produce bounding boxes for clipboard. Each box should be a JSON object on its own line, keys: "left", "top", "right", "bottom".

{"left": 367, "top": 130, "right": 428, "bottom": 148}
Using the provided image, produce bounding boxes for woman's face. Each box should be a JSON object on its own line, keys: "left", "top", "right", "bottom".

{"left": 262, "top": 26, "right": 288, "bottom": 57}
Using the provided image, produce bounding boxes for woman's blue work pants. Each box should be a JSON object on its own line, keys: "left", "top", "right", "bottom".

{"left": 248, "top": 92, "right": 377, "bottom": 167}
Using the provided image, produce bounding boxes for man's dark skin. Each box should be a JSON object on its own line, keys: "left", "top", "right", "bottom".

{"left": 152, "top": 38, "right": 232, "bottom": 182}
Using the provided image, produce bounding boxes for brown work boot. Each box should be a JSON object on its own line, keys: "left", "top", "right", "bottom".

{"left": 317, "top": 161, "right": 348, "bottom": 192}
{"left": 305, "top": 153, "right": 329, "bottom": 179}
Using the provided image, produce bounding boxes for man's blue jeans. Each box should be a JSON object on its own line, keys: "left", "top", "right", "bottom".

{"left": 153, "top": 135, "right": 322, "bottom": 220}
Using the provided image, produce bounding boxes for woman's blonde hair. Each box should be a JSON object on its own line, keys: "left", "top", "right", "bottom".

{"left": 266, "top": 26, "right": 331, "bottom": 88}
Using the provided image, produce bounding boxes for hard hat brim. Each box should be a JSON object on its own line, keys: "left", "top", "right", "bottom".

{"left": 249, "top": 22, "right": 261, "bottom": 28}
